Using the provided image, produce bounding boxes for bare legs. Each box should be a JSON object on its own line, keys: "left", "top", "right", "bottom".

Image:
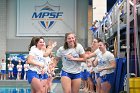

{"left": 61, "top": 76, "right": 81, "bottom": 93}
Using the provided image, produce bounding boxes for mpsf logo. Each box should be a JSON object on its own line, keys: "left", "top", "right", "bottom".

{"left": 32, "top": 1, "right": 63, "bottom": 31}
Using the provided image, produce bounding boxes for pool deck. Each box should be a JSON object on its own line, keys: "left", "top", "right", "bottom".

{"left": 0, "top": 80, "right": 84, "bottom": 93}
{"left": 0, "top": 80, "right": 30, "bottom": 87}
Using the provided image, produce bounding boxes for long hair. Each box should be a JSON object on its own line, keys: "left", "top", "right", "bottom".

{"left": 28, "top": 36, "right": 37, "bottom": 51}
{"left": 64, "top": 33, "right": 77, "bottom": 49}
{"left": 28, "top": 36, "right": 44, "bottom": 51}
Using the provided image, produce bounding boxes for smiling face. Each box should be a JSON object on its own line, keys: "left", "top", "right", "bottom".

{"left": 36, "top": 38, "right": 45, "bottom": 50}
{"left": 66, "top": 34, "right": 76, "bottom": 47}
{"left": 64, "top": 33, "right": 77, "bottom": 49}
{"left": 34, "top": 37, "right": 45, "bottom": 50}
{"left": 91, "top": 39, "right": 99, "bottom": 50}
{"left": 98, "top": 42, "right": 106, "bottom": 52}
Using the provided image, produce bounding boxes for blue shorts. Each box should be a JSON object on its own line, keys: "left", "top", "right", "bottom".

{"left": 89, "top": 72, "right": 93, "bottom": 78}
{"left": 61, "top": 70, "right": 81, "bottom": 80}
{"left": 27, "top": 70, "right": 39, "bottom": 84}
{"left": 81, "top": 69, "right": 89, "bottom": 80}
{"left": 39, "top": 73, "right": 48, "bottom": 80}
{"left": 1, "top": 70, "right": 6, "bottom": 74}
{"left": 18, "top": 71, "right": 22, "bottom": 73}
{"left": 8, "top": 70, "right": 13, "bottom": 73}
{"left": 100, "top": 73, "right": 114, "bottom": 85}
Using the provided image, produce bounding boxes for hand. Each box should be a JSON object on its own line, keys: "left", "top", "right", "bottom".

{"left": 66, "top": 54, "right": 74, "bottom": 61}
{"left": 41, "top": 68, "right": 45, "bottom": 74}
{"left": 39, "top": 62, "right": 44, "bottom": 68}
{"left": 98, "top": 67, "right": 104, "bottom": 72}
{"left": 52, "top": 42, "right": 57, "bottom": 48}
{"left": 48, "top": 40, "right": 57, "bottom": 48}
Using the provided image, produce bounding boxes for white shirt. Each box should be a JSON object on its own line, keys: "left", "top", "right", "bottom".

{"left": 56, "top": 43, "right": 85, "bottom": 74}
{"left": 97, "top": 51, "right": 115, "bottom": 76}
{"left": 81, "top": 62, "right": 88, "bottom": 72}
{"left": 44, "top": 56, "right": 51, "bottom": 73}
{"left": 28, "top": 46, "right": 45, "bottom": 74}
{"left": 1, "top": 63, "right": 6, "bottom": 70}
{"left": 8, "top": 63, "right": 14, "bottom": 70}
{"left": 24, "top": 64, "right": 29, "bottom": 71}
{"left": 17, "top": 64, "right": 22, "bottom": 72}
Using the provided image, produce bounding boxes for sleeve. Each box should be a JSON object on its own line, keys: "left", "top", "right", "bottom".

{"left": 77, "top": 43, "right": 85, "bottom": 55}
{"left": 108, "top": 52, "right": 115, "bottom": 62}
{"left": 94, "top": 49, "right": 101, "bottom": 56}
{"left": 56, "top": 46, "right": 63, "bottom": 57}
{"left": 29, "top": 47, "right": 38, "bottom": 56}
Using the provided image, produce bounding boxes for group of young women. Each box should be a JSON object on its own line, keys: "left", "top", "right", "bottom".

{"left": 26, "top": 32, "right": 116, "bottom": 93}
{"left": 26, "top": 36, "right": 57, "bottom": 93}
{"left": 6, "top": 58, "right": 30, "bottom": 80}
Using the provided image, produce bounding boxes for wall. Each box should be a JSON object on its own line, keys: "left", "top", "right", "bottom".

{"left": 4, "top": 0, "right": 88, "bottom": 54}
{"left": 88, "top": 3, "right": 93, "bottom": 47}
{"left": 92, "top": 0, "right": 107, "bottom": 21}
{"left": 77, "top": 0, "right": 88, "bottom": 48}
{"left": 0, "top": 0, "right": 7, "bottom": 60}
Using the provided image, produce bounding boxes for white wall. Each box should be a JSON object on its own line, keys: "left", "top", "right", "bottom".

{"left": 92, "top": 0, "right": 107, "bottom": 21}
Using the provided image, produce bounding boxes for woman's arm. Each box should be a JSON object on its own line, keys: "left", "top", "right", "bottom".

{"left": 43, "top": 42, "right": 57, "bottom": 57}
{"left": 26, "top": 55, "right": 44, "bottom": 68}
{"left": 66, "top": 53, "right": 87, "bottom": 62}
{"left": 43, "top": 46, "right": 54, "bottom": 57}
{"left": 102, "top": 60, "right": 116, "bottom": 70}
{"left": 92, "top": 57, "right": 98, "bottom": 67}
{"left": 54, "top": 57, "right": 61, "bottom": 66}
{"left": 98, "top": 60, "right": 116, "bottom": 72}
{"left": 86, "top": 52, "right": 96, "bottom": 59}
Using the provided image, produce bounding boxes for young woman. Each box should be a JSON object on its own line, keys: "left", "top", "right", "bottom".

{"left": 41, "top": 43, "right": 57, "bottom": 93}
{"left": 23, "top": 61, "right": 29, "bottom": 80}
{"left": 7, "top": 59, "right": 14, "bottom": 79}
{"left": 27, "top": 36, "right": 56, "bottom": 93}
{"left": 93, "top": 41, "right": 116, "bottom": 93}
{"left": 80, "top": 61, "right": 88, "bottom": 92}
{"left": 88, "top": 38, "right": 102, "bottom": 93}
{"left": 0, "top": 59, "right": 6, "bottom": 80}
{"left": 85, "top": 47, "right": 95, "bottom": 93}
{"left": 55, "top": 32, "right": 86, "bottom": 93}
{"left": 17, "top": 60, "right": 22, "bottom": 80}
{"left": 27, "top": 36, "right": 47, "bottom": 93}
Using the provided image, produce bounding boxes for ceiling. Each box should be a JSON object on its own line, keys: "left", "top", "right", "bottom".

{"left": 107, "top": 0, "right": 117, "bottom": 12}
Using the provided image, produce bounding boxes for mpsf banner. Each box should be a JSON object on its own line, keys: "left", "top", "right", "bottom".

{"left": 17, "top": 0, "right": 76, "bottom": 36}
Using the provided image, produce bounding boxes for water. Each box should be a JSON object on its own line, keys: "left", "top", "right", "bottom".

{"left": 0, "top": 78, "right": 61, "bottom": 93}
{"left": 0, "top": 86, "right": 31, "bottom": 93}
